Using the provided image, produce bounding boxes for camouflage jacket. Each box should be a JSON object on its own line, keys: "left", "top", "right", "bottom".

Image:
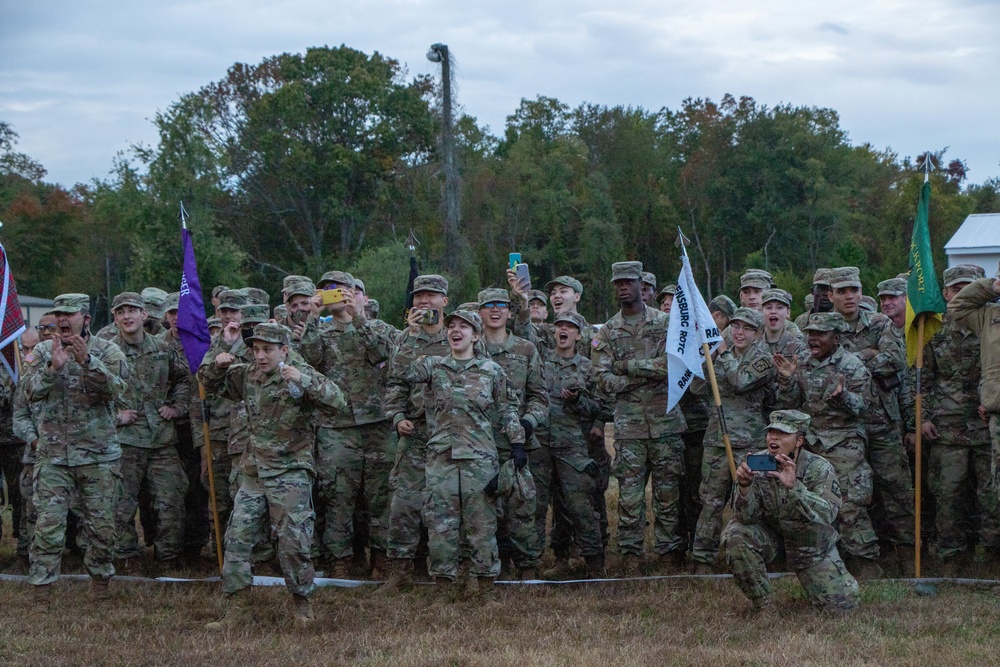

{"left": 921, "top": 313, "right": 986, "bottom": 434}
{"left": 731, "top": 447, "right": 842, "bottom": 569}
{"left": 297, "top": 314, "right": 393, "bottom": 428}
{"left": 198, "top": 358, "right": 347, "bottom": 478}
{"left": 384, "top": 327, "right": 452, "bottom": 429}
{"left": 198, "top": 333, "right": 238, "bottom": 444}
{"left": 513, "top": 305, "right": 598, "bottom": 359}
{"left": 538, "top": 350, "right": 610, "bottom": 469}
{"left": 691, "top": 341, "right": 775, "bottom": 449}
{"left": 948, "top": 278, "right": 1000, "bottom": 413}
{"left": 113, "top": 332, "right": 190, "bottom": 449}
{"left": 12, "top": 383, "right": 39, "bottom": 464}
{"left": 0, "top": 372, "right": 16, "bottom": 446}
{"left": 392, "top": 354, "right": 525, "bottom": 460}
{"left": 839, "top": 310, "right": 905, "bottom": 422}
{"left": 764, "top": 326, "right": 809, "bottom": 363}
{"left": 22, "top": 336, "right": 128, "bottom": 466}
{"left": 592, "top": 305, "right": 687, "bottom": 439}
{"left": 775, "top": 346, "right": 871, "bottom": 452}
{"left": 484, "top": 332, "right": 549, "bottom": 449}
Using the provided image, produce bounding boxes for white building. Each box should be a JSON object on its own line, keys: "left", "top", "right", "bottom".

{"left": 19, "top": 295, "right": 55, "bottom": 328}
{"left": 944, "top": 213, "right": 1000, "bottom": 275}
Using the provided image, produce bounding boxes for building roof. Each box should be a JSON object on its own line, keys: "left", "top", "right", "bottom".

{"left": 945, "top": 213, "right": 1000, "bottom": 253}
{"left": 19, "top": 295, "right": 55, "bottom": 306}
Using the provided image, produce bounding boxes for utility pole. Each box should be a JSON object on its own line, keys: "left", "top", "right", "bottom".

{"left": 427, "top": 43, "right": 460, "bottom": 272}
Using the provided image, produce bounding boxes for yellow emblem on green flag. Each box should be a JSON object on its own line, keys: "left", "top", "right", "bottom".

{"left": 904, "top": 179, "right": 947, "bottom": 366}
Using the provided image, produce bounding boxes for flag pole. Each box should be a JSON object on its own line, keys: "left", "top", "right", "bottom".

{"left": 914, "top": 313, "right": 925, "bottom": 579}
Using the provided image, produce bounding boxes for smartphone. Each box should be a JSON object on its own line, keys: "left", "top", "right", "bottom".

{"left": 419, "top": 309, "right": 440, "bottom": 325}
{"left": 319, "top": 288, "right": 346, "bottom": 305}
{"left": 746, "top": 454, "right": 779, "bottom": 473}
{"left": 514, "top": 263, "right": 531, "bottom": 290}
{"left": 509, "top": 253, "right": 521, "bottom": 270}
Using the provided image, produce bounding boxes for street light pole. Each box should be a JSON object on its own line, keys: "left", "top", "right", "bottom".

{"left": 427, "top": 43, "right": 460, "bottom": 272}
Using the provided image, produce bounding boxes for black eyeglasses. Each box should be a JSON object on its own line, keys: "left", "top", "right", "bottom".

{"left": 35, "top": 324, "right": 58, "bottom": 332}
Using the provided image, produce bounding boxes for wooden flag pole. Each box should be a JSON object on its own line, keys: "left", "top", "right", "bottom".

{"left": 198, "top": 381, "right": 225, "bottom": 574}
{"left": 913, "top": 313, "right": 926, "bottom": 579}
{"left": 702, "top": 343, "right": 738, "bottom": 481}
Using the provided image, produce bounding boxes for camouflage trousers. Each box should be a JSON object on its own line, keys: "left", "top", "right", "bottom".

{"left": 424, "top": 452, "right": 500, "bottom": 580}
{"left": 29, "top": 461, "right": 121, "bottom": 586}
{"left": 315, "top": 421, "right": 392, "bottom": 561}
{"left": 722, "top": 520, "right": 860, "bottom": 611}
{"left": 810, "top": 437, "right": 880, "bottom": 560}
{"left": 222, "top": 469, "right": 316, "bottom": 597}
{"left": 496, "top": 448, "right": 541, "bottom": 568}
{"left": 114, "top": 445, "right": 188, "bottom": 561}
{"left": 691, "top": 445, "right": 751, "bottom": 565}
{"left": 17, "top": 463, "right": 36, "bottom": 558}
{"left": 386, "top": 426, "right": 429, "bottom": 560}
{"left": 865, "top": 421, "right": 915, "bottom": 546}
{"left": 612, "top": 435, "right": 685, "bottom": 556}
{"left": 679, "top": 429, "right": 706, "bottom": 550}
{"left": 532, "top": 445, "right": 602, "bottom": 559}
{"left": 929, "top": 437, "right": 1000, "bottom": 559}
{"left": 550, "top": 437, "right": 610, "bottom": 557}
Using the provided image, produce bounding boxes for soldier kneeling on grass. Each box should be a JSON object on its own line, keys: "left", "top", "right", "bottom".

{"left": 198, "top": 322, "right": 347, "bottom": 630}
{"left": 721, "top": 410, "right": 859, "bottom": 616}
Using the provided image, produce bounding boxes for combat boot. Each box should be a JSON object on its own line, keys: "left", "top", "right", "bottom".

{"left": 620, "top": 554, "right": 642, "bottom": 577}
{"left": 369, "top": 549, "right": 389, "bottom": 579}
{"left": 90, "top": 577, "right": 111, "bottom": 603}
{"left": 519, "top": 566, "right": 539, "bottom": 581}
{"left": 461, "top": 572, "right": 480, "bottom": 596}
{"left": 752, "top": 595, "right": 778, "bottom": 619}
{"left": 293, "top": 594, "right": 315, "bottom": 629}
{"left": 894, "top": 545, "right": 917, "bottom": 578}
{"left": 657, "top": 550, "right": 686, "bottom": 575}
{"left": 584, "top": 553, "right": 606, "bottom": 579}
{"left": 847, "top": 556, "right": 884, "bottom": 581}
{"left": 29, "top": 584, "right": 51, "bottom": 617}
{"left": 328, "top": 557, "right": 351, "bottom": 580}
{"left": 429, "top": 577, "right": 457, "bottom": 606}
{"left": 541, "top": 558, "right": 573, "bottom": 580}
{"left": 373, "top": 558, "right": 412, "bottom": 596}
{"left": 205, "top": 588, "right": 252, "bottom": 631}
{"left": 690, "top": 561, "right": 715, "bottom": 576}
{"left": 412, "top": 556, "right": 431, "bottom": 582}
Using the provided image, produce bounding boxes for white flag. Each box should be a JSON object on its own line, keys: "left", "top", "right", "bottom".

{"left": 666, "top": 252, "right": 722, "bottom": 413}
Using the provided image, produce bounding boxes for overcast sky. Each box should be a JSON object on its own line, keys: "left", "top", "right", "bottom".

{"left": 2, "top": 0, "right": 998, "bottom": 188}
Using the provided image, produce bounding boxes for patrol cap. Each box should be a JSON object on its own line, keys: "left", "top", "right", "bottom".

{"left": 282, "top": 278, "right": 316, "bottom": 300}
{"left": 761, "top": 288, "right": 791, "bottom": 307}
{"left": 246, "top": 287, "right": 269, "bottom": 306}
{"left": 141, "top": 287, "right": 169, "bottom": 319}
{"left": 730, "top": 307, "right": 764, "bottom": 329}
{"left": 273, "top": 304, "right": 288, "bottom": 321}
{"left": 804, "top": 294, "right": 814, "bottom": 310}
{"left": 478, "top": 288, "right": 511, "bottom": 307}
{"left": 217, "top": 289, "right": 249, "bottom": 310}
{"left": 553, "top": 312, "right": 586, "bottom": 330}
{"left": 943, "top": 264, "right": 985, "bottom": 287}
{"left": 766, "top": 409, "right": 811, "bottom": 434}
{"left": 51, "top": 293, "right": 90, "bottom": 314}
{"left": 366, "top": 299, "right": 380, "bottom": 318}
{"left": 164, "top": 292, "right": 179, "bottom": 312}
{"left": 642, "top": 272, "right": 657, "bottom": 288}
{"left": 803, "top": 311, "right": 846, "bottom": 333}
{"left": 411, "top": 274, "right": 449, "bottom": 295}
{"left": 610, "top": 261, "right": 643, "bottom": 283}
{"left": 111, "top": 292, "right": 145, "bottom": 312}
{"left": 526, "top": 289, "right": 548, "bottom": 305}
{"left": 876, "top": 278, "right": 906, "bottom": 297}
{"left": 248, "top": 322, "right": 290, "bottom": 347}
{"left": 353, "top": 278, "right": 366, "bottom": 294}
{"left": 709, "top": 294, "right": 737, "bottom": 318}
{"left": 317, "top": 270, "right": 355, "bottom": 290}
{"left": 657, "top": 284, "right": 676, "bottom": 299}
{"left": 282, "top": 275, "right": 311, "bottom": 291}
{"left": 830, "top": 267, "right": 862, "bottom": 289}
{"left": 212, "top": 285, "right": 231, "bottom": 299}
{"left": 240, "top": 303, "right": 270, "bottom": 325}
{"left": 456, "top": 301, "right": 480, "bottom": 312}
{"left": 860, "top": 296, "right": 877, "bottom": 312}
{"left": 740, "top": 269, "right": 772, "bottom": 291}
{"left": 545, "top": 276, "right": 583, "bottom": 295}
{"left": 812, "top": 268, "right": 832, "bottom": 287}
{"left": 207, "top": 317, "right": 222, "bottom": 331}
{"left": 895, "top": 272, "right": 910, "bottom": 281}
{"left": 443, "top": 309, "right": 483, "bottom": 333}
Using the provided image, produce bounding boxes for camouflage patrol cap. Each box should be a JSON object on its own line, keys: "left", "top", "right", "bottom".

{"left": 545, "top": 276, "right": 584, "bottom": 295}
{"left": 895, "top": 272, "right": 910, "bottom": 281}
{"left": 217, "top": 289, "right": 249, "bottom": 310}
{"left": 164, "top": 292, "right": 179, "bottom": 312}
{"left": 860, "top": 296, "right": 877, "bottom": 312}
{"left": 553, "top": 312, "right": 586, "bottom": 330}
{"left": 761, "top": 288, "right": 791, "bottom": 307}
{"left": 411, "top": 274, "right": 449, "bottom": 295}
{"left": 526, "top": 289, "right": 548, "bottom": 305}
{"left": 812, "top": 268, "right": 833, "bottom": 287}
{"left": 803, "top": 311, "right": 846, "bottom": 333}
{"left": 657, "top": 284, "right": 677, "bottom": 299}
{"left": 610, "top": 261, "right": 643, "bottom": 282}
{"left": 876, "top": 278, "right": 907, "bottom": 297}
{"left": 207, "top": 317, "right": 222, "bottom": 331}
{"left": 248, "top": 322, "right": 290, "bottom": 346}
{"left": 282, "top": 275, "right": 311, "bottom": 291}
{"left": 740, "top": 269, "right": 772, "bottom": 291}
{"left": 804, "top": 294, "right": 814, "bottom": 310}
{"left": 246, "top": 288, "right": 269, "bottom": 306}
{"left": 365, "top": 299, "right": 380, "bottom": 318}
{"left": 456, "top": 301, "right": 480, "bottom": 312}
{"left": 141, "top": 287, "right": 170, "bottom": 319}
{"left": 830, "top": 267, "right": 862, "bottom": 289}
{"left": 444, "top": 309, "right": 483, "bottom": 333}
{"left": 273, "top": 304, "right": 288, "bottom": 321}
{"left": 943, "top": 264, "right": 985, "bottom": 287}
{"left": 111, "top": 292, "right": 145, "bottom": 312}
{"left": 51, "top": 293, "right": 90, "bottom": 314}
{"left": 211, "top": 285, "right": 231, "bottom": 299}
{"left": 282, "top": 278, "right": 316, "bottom": 300}
{"left": 766, "top": 409, "right": 811, "bottom": 434}
{"left": 353, "top": 278, "right": 366, "bottom": 294}
{"left": 240, "top": 303, "right": 270, "bottom": 325}
{"left": 709, "top": 294, "right": 737, "bottom": 318}
{"left": 642, "top": 272, "right": 657, "bottom": 288}
{"left": 317, "top": 270, "right": 355, "bottom": 290}
{"left": 478, "top": 288, "right": 511, "bottom": 306}
{"left": 731, "top": 307, "right": 764, "bottom": 329}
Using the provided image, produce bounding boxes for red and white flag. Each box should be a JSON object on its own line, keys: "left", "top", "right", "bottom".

{"left": 0, "top": 242, "right": 26, "bottom": 384}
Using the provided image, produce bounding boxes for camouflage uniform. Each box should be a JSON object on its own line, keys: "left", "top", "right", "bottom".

{"left": 22, "top": 295, "right": 128, "bottom": 586}
{"left": 512, "top": 275, "right": 599, "bottom": 358}
{"left": 775, "top": 312, "right": 880, "bottom": 561}
{"left": 12, "top": 382, "right": 39, "bottom": 557}
{"left": 0, "top": 373, "right": 23, "bottom": 549}
{"left": 722, "top": 410, "right": 859, "bottom": 612}
{"left": 592, "top": 263, "right": 687, "bottom": 559}
{"left": 198, "top": 323, "right": 347, "bottom": 597}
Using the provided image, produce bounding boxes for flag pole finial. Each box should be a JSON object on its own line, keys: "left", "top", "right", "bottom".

{"left": 405, "top": 229, "right": 420, "bottom": 252}
{"left": 178, "top": 202, "right": 189, "bottom": 230}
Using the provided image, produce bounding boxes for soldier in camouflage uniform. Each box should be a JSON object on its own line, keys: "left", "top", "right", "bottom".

{"left": 391, "top": 310, "right": 525, "bottom": 595}
{"left": 738, "top": 269, "right": 772, "bottom": 310}
{"left": 657, "top": 284, "right": 676, "bottom": 313}
{"left": 641, "top": 271, "right": 658, "bottom": 308}
{"left": 793, "top": 269, "right": 834, "bottom": 330}
{"left": 722, "top": 410, "right": 860, "bottom": 615}
{"left": 709, "top": 295, "right": 736, "bottom": 333}
{"left": 199, "top": 322, "right": 347, "bottom": 629}
{"left": 689, "top": 308, "right": 776, "bottom": 572}
{"left": 773, "top": 311, "right": 882, "bottom": 579}
{"left": 378, "top": 275, "right": 452, "bottom": 593}
{"left": 830, "top": 267, "right": 914, "bottom": 572}
{"left": 920, "top": 265, "right": 1000, "bottom": 572}
{"left": 478, "top": 287, "right": 549, "bottom": 578}
{"left": 110, "top": 292, "right": 191, "bottom": 566}
{"left": 0, "top": 367, "right": 23, "bottom": 550}
{"left": 526, "top": 289, "right": 549, "bottom": 324}
{"left": 761, "top": 289, "right": 808, "bottom": 360}
{"left": 592, "top": 261, "right": 688, "bottom": 575}
{"left": 21, "top": 293, "right": 128, "bottom": 613}
{"left": 11, "top": 325, "right": 44, "bottom": 563}
{"left": 298, "top": 270, "right": 395, "bottom": 577}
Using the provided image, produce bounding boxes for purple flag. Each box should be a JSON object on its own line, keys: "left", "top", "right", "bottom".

{"left": 177, "top": 227, "right": 211, "bottom": 371}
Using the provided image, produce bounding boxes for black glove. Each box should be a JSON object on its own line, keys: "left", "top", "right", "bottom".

{"left": 485, "top": 474, "right": 499, "bottom": 497}
{"left": 519, "top": 418, "right": 534, "bottom": 441}
{"left": 584, "top": 461, "right": 599, "bottom": 479}
{"left": 512, "top": 445, "right": 528, "bottom": 470}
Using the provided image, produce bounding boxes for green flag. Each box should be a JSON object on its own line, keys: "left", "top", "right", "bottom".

{"left": 904, "top": 178, "right": 947, "bottom": 366}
